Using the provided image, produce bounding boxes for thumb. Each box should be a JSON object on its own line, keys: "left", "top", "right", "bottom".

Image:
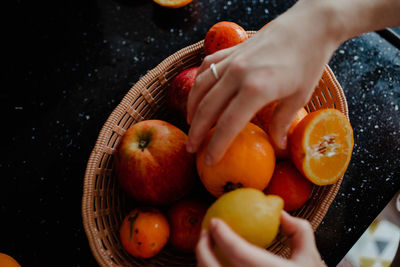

{"left": 209, "top": 218, "right": 284, "bottom": 267}
{"left": 280, "top": 211, "right": 318, "bottom": 259}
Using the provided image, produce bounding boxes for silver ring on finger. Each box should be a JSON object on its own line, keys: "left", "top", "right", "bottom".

{"left": 210, "top": 63, "right": 219, "bottom": 80}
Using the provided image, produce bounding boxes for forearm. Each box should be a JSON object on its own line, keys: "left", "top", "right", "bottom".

{"left": 305, "top": 0, "right": 400, "bottom": 43}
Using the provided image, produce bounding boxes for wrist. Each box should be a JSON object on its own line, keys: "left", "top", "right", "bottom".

{"left": 295, "top": 0, "right": 347, "bottom": 46}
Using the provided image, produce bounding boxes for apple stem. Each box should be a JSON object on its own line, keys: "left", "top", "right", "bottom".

{"left": 138, "top": 139, "right": 148, "bottom": 151}
{"left": 223, "top": 182, "right": 243, "bottom": 193}
{"left": 137, "top": 131, "right": 153, "bottom": 151}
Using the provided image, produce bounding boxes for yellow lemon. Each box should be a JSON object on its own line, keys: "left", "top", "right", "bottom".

{"left": 202, "top": 188, "right": 283, "bottom": 248}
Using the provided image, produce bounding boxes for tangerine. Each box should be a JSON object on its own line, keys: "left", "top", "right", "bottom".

{"left": 290, "top": 109, "right": 354, "bottom": 185}
{"left": 120, "top": 207, "right": 170, "bottom": 259}
{"left": 196, "top": 122, "right": 275, "bottom": 197}
{"left": 204, "top": 21, "right": 248, "bottom": 55}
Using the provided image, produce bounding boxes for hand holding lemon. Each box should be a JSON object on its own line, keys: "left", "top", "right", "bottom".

{"left": 197, "top": 191, "right": 325, "bottom": 267}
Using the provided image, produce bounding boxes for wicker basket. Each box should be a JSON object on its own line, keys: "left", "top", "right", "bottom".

{"left": 82, "top": 31, "right": 349, "bottom": 267}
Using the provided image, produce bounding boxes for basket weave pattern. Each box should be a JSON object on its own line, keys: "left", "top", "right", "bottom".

{"left": 82, "top": 31, "right": 349, "bottom": 267}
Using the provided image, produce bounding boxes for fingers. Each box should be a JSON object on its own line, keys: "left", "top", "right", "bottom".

{"left": 280, "top": 211, "right": 317, "bottom": 258}
{"left": 187, "top": 59, "right": 229, "bottom": 125}
{"left": 197, "top": 47, "right": 236, "bottom": 75}
{"left": 187, "top": 68, "right": 239, "bottom": 154}
{"left": 196, "top": 230, "right": 221, "bottom": 267}
{"left": 209, "top": 218, "right": 285, "bottom": 267}
{"left": 268, "top": 97, "right": 305, "bottom": 149}
{"left": 203, "top": 82, "right": 271, "bottom": 165}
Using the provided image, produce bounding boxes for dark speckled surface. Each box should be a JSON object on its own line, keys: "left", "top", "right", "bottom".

{"left": 3, "top": 0, "right": 399, "bottom": 266}
{"left": 316, "top": 33, "right": 400, "bottom": 264}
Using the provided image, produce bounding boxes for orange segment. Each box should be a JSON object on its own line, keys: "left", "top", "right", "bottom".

{"left": 153, "top": 0, "right": 193, "bottom": 8}
{"left": 290, "top": 109, "right": 354, "bottom": 185}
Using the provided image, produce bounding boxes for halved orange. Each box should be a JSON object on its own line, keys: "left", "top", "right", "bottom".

{"left": 290, "top": 109, "right": 354, "bottom": 185}
{"left": 153, "top": 0, "right": 193, "bottom": 8}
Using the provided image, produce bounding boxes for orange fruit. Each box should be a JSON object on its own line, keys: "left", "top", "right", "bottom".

{"left": 204, "top": 21, "right": 248, "bottom": 55}
{"left": 152, "top": 0, "right": 193, "bottom": 8}
{"left": 252, "top": 102, "right": 308, "bottom": 158}
{"left": 290, "top": 109, "right": 354, "bottom": 185}
{"left": 168, "top": 198, "right": 208, "bottom": 252}
{"left": 196, "top": 122, "right": 275, "bottom": 197}
{"left": 120, "top": 207, "right": 170, "bottom": 259}
{"left": 0, "top": 253, "right": 20, "bottom": 267}
{"left": 264, "top": 161, "right": 312, "bottom": 211}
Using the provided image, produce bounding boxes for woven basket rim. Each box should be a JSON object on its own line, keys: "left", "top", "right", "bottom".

{"left": 82, "top": 31, "right": 349, "bottom": 267}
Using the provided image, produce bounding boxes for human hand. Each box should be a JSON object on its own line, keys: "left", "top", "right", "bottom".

{"left": 196, "top": 211, "right": 326, "bottom": 267}
{"left": 186, "top": 0, "right": 342, "bottom": 165}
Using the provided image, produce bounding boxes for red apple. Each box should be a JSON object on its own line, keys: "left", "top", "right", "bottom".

{"left": 264, "top": 161, "right": 312, "bottom": 211}
{"left": 167, "top": 67, "right": 199, "bottom": 119}
{"left": 115, "top": 120, "right": 195, "bottom": 205}
{"left": 168, "top": 198, "right": 208, "bottom": 253}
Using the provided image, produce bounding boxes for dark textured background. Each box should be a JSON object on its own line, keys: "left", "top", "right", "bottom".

{"left": 3, "top": 0, "right": 399, "bottom": 266}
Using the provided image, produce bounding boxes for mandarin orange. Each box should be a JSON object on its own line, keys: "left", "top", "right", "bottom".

{"left": 290, "top": 109, "right": 354, "bottom": 185}
{"left": 196, "top": 122, "right": 275, "bottom": 197}
{"left": 204, "top": 21, "right": 248, "bottom": 55}
{"left": 120, "top": 207, "right": 170, "bottom": 259}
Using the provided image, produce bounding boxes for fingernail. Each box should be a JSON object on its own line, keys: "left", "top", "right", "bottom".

{"left": 210, "top": 218, "right": 218, "bottom": 228}
{"left": 204, "top": 154, "right": 213, "bottom": 166}
{"left": 281, "top": 210, "right": 289, "bottom": 218}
